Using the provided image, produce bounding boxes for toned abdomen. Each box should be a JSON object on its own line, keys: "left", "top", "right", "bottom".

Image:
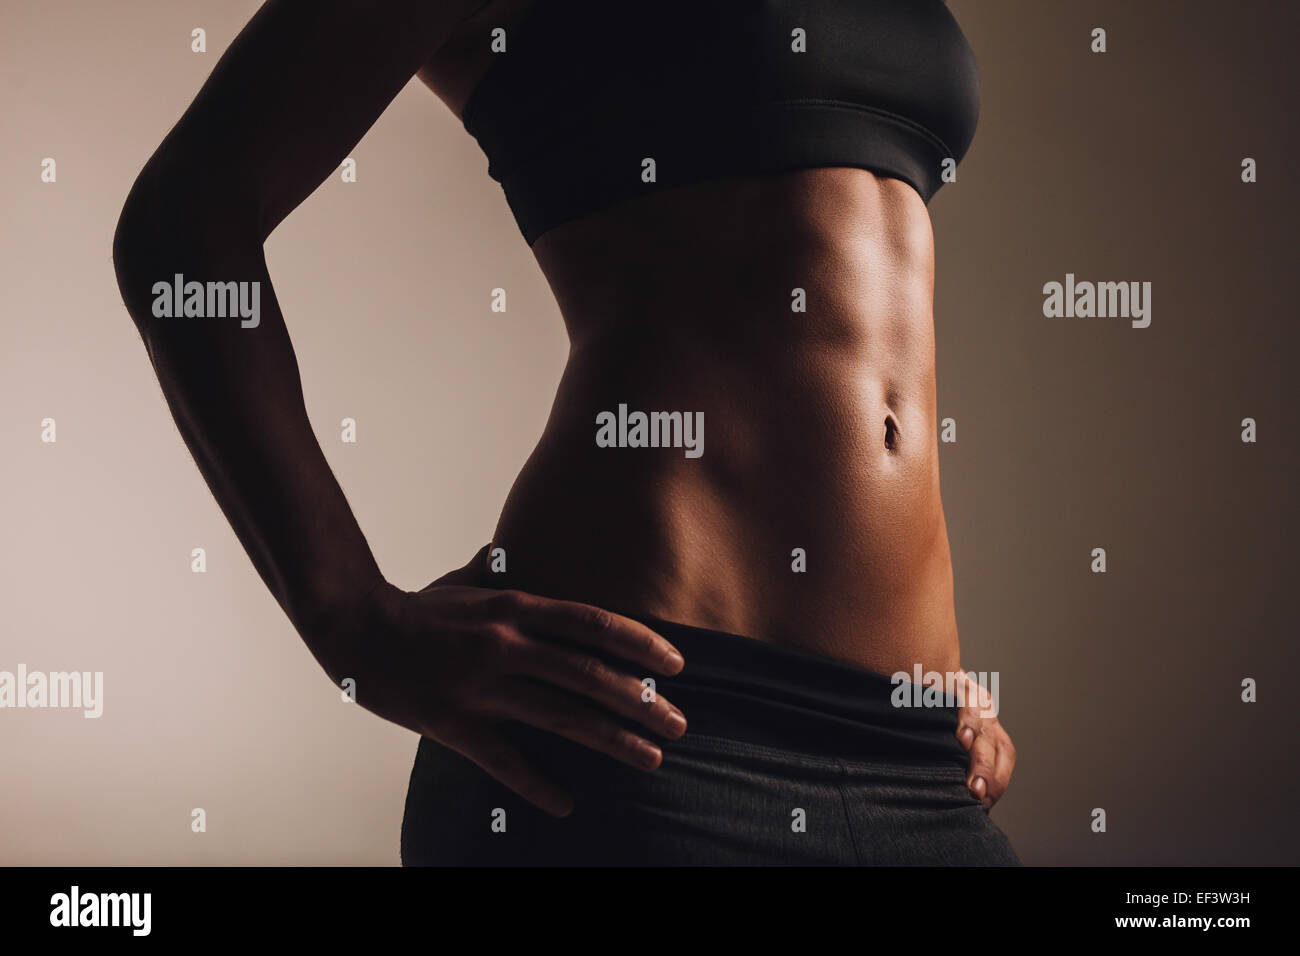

{"left": 485, "top": 168, "right": 961, "bottom": 676}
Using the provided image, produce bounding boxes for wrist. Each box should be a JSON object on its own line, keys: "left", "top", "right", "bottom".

{"left": 288, "top": 569, "right": 394, "bottom": 663}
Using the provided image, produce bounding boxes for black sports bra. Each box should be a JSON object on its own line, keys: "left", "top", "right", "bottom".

{"left": 461, "top": 1, "right": 980, "bottom": 245}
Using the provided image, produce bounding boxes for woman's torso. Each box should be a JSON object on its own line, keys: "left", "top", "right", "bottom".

{"left": 416, "top": 0, "right": 966, "bottom": 676}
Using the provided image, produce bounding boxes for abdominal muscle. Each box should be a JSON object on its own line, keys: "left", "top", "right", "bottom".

{"left": 478, "top": 167, "right": 962, "bottom": 678}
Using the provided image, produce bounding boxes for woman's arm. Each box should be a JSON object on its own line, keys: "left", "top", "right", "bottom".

{"left": 112, "top": 0, "right": 476, "bottom": 637}
{"left": 113, "top": 0, "right": 690, "bottom": 818}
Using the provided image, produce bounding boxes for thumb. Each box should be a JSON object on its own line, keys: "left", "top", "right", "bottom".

{"left": 422, "top": 542, "right": 493, "bottom": 591}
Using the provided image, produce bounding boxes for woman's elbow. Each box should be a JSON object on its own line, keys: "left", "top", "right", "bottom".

{"left": 113, "top": 159, "right": 260, "bottom": 324}
{"left": 112, "top": 170, "right": 164, "bottom": 321}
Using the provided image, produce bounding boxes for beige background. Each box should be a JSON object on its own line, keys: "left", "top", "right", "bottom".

{"left": 1, "top": 0, "right": 1296, "bottom": 865}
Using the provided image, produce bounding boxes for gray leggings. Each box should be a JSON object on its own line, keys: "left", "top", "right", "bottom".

{"left": 401, "top": 613, "right": 1020, "bottom": 866}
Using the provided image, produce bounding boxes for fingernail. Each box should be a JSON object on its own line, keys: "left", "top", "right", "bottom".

{"left": 637, "top": 741, "right": 663, "bottom": 769}
{"left": 663, "top": 649, "right": 685, "bottom": 672}
{"left": 958, "top": 727, "right": 974, "bottom": 746}
{"left": 665, "top": 710, "right": 687, "bottom": 737}
{"left": 971, "top": 776, "right": 986, "bottom": 795}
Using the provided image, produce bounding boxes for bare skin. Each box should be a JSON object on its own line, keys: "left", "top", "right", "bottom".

{"left": 113, "top": 0, "right": 1014, "bottom": 819}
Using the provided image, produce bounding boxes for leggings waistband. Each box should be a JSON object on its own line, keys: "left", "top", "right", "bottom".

{"left": 619, "top": 612, "right": 969, "bottom": 769}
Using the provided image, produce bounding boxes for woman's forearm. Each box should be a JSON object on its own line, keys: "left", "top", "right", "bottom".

{"left": 113, "top": 167, "right": 383, "bottom": 645}
{"left": 110, "top": 0, "right": 480, "bottom": 648}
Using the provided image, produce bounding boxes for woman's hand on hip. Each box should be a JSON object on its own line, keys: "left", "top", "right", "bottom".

{"left": 953, "top": 668, "right": 1015, "bottom": 808}
{"left": 312, "top": 571, "right": 688, "bottom": 819}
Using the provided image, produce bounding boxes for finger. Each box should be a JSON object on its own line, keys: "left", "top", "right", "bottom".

{"left": 506, "top": 593, "right": 685, "bottom": 675}
{"left": 510, "top": 639, "right": 688, "bottom": 739}
{"left": 966, "top": 729, "right": 997, "bottom": 803}
{"left": 984, "top": 731, "right": 1016, "bottom": 807}
{"left": 453, "top": 728, "right": 574, "bottom": 818}
{"left": 504, "top": 680, "right": 665, "bottom": 772}
{"left": 967, "top": 674, "right": 994, "bottom": 715}
{"left": 955, "top": 669, "right": 992, "bottom": 729}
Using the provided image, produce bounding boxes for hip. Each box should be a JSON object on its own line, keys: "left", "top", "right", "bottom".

{"left": 400, "top": 614, "right": 1017, "bottom": 866}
